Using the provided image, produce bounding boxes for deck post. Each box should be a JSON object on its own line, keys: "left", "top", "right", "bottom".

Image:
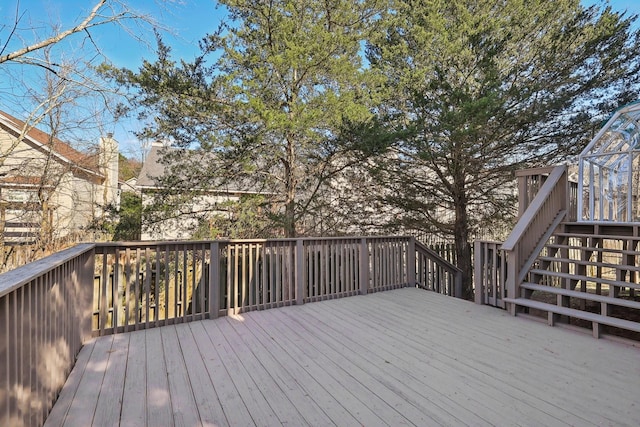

{"left": 209, "top": 241, "right": 220, "bottom": 319}
{"left": 592, "top": 321, "right": 602, "bottom": 339}
{"left": 517, "top": 173, "right": 528, "bottom": 218}
{"left": 295, "top": 239, "right": 305, "bottom": 305}
{"left": 359, "top": 238, "right": 369, "bottom": 295}
{"left": 407, "top": 237, "right": 416, "bottom": 287}
{"left": 454, "top": 270, "right": 463, "bottom": 299}
{"left": 506, "top": 250, "right": 518, "bottom": 316}
{"left": 473, "top": 240, "right": 483, "bottom": 304}
{"left": 80, "top": 247, "right": 96, "bottom": 342}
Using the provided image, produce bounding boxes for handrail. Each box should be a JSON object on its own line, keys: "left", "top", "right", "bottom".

{"left": 89, "top": 236, "right": 418, "bottom": 335}
{"left": 92, "top": 235, "right": 412, "bottom": 247}
{"left": 415, "top": 241, "right": 459, "bottom": 272}
{"left": 501, "top": 165, "right": 568, "bottom": 313}
{"left": 0, "top": 244, "right": 95, "bottom": 297}
{"left": 415, "top": 240, "right": 464, "bottom": 298}
{"left": 502, "top": 165, "right": 566, "bottom": 251}
{"left": 515, "top": 166, "right": 577, "bottom": 221}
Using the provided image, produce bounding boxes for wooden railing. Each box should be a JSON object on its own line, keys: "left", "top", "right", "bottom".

{"left": 516, "top": 166, "right": 578, "bottom": 221}
{"left": 0, "top": 235, "right": 461, "bottom": 427}
{"left": 415, "top": 241, "right": 462, "bottom": 297}
{"left": 500, "top": 165, "right": 569, "bottom": 313}
{"left": 91, "top": 236, "right": 423, "bottom": 335}
{"left": 473, "top": 240, "right": 506, "bottom": 308}
{"left": 0, "top": 244, "right": 95, "bottom": 427}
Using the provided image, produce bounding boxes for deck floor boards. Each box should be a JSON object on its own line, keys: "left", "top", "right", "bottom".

{"left": 144, "top": 327, "right": 173, "bottom": 426}
{"left": 174, "top": 322, "right": 227, "bottom": 427}
{"left": 360, "top": 291, "right": 627, "bottom": 424}
{"left": 216, "top": 317, "right": 320, "bottom": 426}
{"left": 160, "top": 325, "right": 201, "bottom": 427}
{"left": 45, "top": 288, "right": 640, "bottom": 427}
{"left": 43, "top": 337, "right": 96, "bottom": 426}
{"left": 239, "top": 311, "right": 360, "bottom": 426}
{"left": 119, "top": 329, "right": 146, "bottom": 427}
{"left": 61, "top": 334, "right": 112, "bottom": 427}
{"left": 92, "top": 333, "right": 129, "bottom": 427}
{"left": 187, "top": 320, "right": 252, "bottom": 427}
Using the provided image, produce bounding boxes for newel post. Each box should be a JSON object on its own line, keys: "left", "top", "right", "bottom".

{"left": 517, "top": 173, "right": 528, "bottom": 218}
{"left": 473, "top": 240, "right": 483, "bottom": 304}
{"left": 80, "top": 246, "right": 96, "bottom": 343}
{"left": 209, "top": 241, "right": 220, "bottom": 319}
{"left": 295, "top": 239, "right": 305, "bottom": 305}
{"left": 359, "top": 238, "right": 370, "bottom": 295}
{"left": 407, "top": 237, "right": 416, "bottom": 287}
{"left": 505, "top": 249, "right": 518, "bottom": 316}
{"left": 454, "top": 270, "right": 463, "bottom": 299}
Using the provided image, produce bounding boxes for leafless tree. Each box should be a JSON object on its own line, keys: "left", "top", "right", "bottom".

{"left": 0, "top": 0, "right": 149, "bottom": 66}
{"left": 0, "top": 0, "right": 160, "bottom": 270}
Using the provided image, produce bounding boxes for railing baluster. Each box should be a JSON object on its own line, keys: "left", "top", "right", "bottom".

{"left": 172, "top": 245, "right": 178, "bottom": 323}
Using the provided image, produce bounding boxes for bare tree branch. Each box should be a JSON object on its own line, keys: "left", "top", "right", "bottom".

{"left": 0, "top": 0, "right": 133, "bottom": 65}
{"left": 0, "top": 1, "right": 26, "bottom": 58}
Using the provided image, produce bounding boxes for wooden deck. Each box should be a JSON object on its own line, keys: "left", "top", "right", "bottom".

{"left": 44, "top": 288, "right": 640, "bottom": 427}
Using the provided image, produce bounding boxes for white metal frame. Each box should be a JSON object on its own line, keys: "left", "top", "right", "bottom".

{"left": 578, "top": 101, "right": 640, "bottom": 222}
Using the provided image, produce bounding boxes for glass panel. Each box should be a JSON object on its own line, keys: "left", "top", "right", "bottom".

{"left": 579, "top": 103, "right": 640, "bottom": 222}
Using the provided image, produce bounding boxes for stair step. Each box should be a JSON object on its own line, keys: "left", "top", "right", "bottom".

{"left": 562, "top": 222, "right": 640, "bottom": 236}
{"left": 554, "top": 232, "right": 640, "bottom": 241}
{"left": 544, "top": 243, "right": 640, "bottom": 256}
{"left": 536, "top": 256, "right": 640, "bottom": 273}
{"left": 502, "top": 298, "right": 640, "bottom": 333}
{"left": 528, "top": 269, "right": 640, "bottom": 291}
{"left": 520, "top": 283, "right": 640, "bottom": 310}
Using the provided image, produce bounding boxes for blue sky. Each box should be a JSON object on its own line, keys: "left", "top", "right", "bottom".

{"left": 0, "top": 1, "right": 228, "bottom": 70}
{"left": 7, "top": 0, "right": 633, "bottom": 71}
{"left": 0, "top": 1, "right": 229, "bottom": 156}
{"left": 1, "top": 0, "right": 640, "bottom": 157}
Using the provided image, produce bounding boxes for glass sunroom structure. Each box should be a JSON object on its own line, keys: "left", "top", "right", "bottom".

{"left": 579, "top": 102, "right": 640, "bottom": 222}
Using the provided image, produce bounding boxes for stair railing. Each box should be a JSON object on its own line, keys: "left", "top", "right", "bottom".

{"left": 501, "top": 165, "right": 568, "bottom": 314}
{"left": 414, "top": 240, "right": 463, "bottom": 298}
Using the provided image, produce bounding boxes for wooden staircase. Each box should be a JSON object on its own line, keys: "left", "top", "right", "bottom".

{"left": 473, "top": 165, "right": 640, "bottom": 340}
{"left": 503, "top": 222, "right": 640, "bottom": 339}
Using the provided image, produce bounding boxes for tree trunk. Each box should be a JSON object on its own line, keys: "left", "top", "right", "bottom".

{"left": 284, "top": 134, "right": 297, "bottom": 238}
{"left": 284, "top": 199, "right": 296, "bottom": 237}
{"left": 453, "top": 192, "right": 473, "bottom": 300}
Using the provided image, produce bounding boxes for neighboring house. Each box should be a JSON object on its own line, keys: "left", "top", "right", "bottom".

{"left": 137, "top": 142, "right": 515, "bottom": 242}
{"left": 0, "top": 111, "right": 119, "bottom": 246}
{"left": 121, "top": 177, "right": 138, "bottom": 194}
{"left": 136, "top": 142, "right": 264, "bottom": 240}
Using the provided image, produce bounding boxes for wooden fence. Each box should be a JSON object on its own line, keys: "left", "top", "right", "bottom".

{"left": 0, "top": 245, "right": 47, "bottom": 274}
{"left": 0, "top": 235, "right": 461, "bottom": 427}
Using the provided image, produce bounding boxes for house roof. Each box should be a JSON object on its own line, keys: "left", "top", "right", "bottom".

{"left": 136, "top": 143, "right": 166, "bottom": 188}
{"left": 137, "top": 144, "right": 263, "bottom": 194}
{"left": 0, "top": 110, "right": 103, "bottom": 179}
